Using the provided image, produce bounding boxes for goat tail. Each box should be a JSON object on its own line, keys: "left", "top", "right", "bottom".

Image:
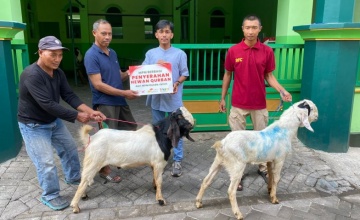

{"left": 212, "top": 141, "right": 223, "bottom": 151}
{"left": 79, "top": 124, "right": 93, "bottom": 146}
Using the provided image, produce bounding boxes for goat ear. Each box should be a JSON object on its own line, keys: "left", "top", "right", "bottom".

{"left": 186, "top": 133, "right": 195, "bottom": 142}
{"left": 298, "top": 101, "right": 311, "bottom": 116}
{"left": 167, "top": 116, "right": 180, "bottom": 147}
{"left": 297, "top": 110, "right": 314, "bottom": 132}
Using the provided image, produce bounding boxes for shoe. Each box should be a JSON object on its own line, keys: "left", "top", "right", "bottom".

{"left": 258, "top": 169, "right": 268, "bottom": 184}
{"left": 40, "top": 196, "right": 69, "bottom": 211}
{"left": 171, "top": 161, "right": 182, "bottom": 177}
{"left": 65, "top": 178, "right": 81, "bottom": 185}
{"left": 99, "top": 173, "right": 122, "bottom": 183}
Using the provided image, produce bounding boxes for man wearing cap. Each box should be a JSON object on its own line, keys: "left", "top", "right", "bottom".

{"left": 17, "top": 36, "right": 106, "bottom": 211}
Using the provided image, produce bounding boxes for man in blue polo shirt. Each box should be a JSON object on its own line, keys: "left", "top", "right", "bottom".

{"left": 84, "top": 19, "right": 139, "bottom": 183}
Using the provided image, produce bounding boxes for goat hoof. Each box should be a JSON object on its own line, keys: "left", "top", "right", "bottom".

{"left": 195, "top": 201, "right": 203, "bottom": 208}
{"left": 72, "top": 205, "right": 80, "bottom": 213}
{"left": 81, "top": 194, "right": 89, "bottom": 201}
{"left": 158, "top": 200, "right": 165, "bottom": 206}
{"left": 234, "top": 212, "right": 243, "bottom": 220}
{"left": 271, "top": 198, "right": 279, "bottom": 204}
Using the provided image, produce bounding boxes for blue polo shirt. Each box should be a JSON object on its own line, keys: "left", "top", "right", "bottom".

{"left": 84, "top": 43, "right": 127, "bottom": 108}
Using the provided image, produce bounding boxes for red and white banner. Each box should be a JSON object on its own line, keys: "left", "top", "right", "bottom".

{"left": 129, "top": 63, "right": 173, "bottom": 95}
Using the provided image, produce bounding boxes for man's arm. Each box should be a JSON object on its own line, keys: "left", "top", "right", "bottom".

{"left": 120, "top": 70, "right": 129, "bottom": 81}
{"left": 88, "top": 73, "right": 138, "bottom": 100}
{"left": 219, "top": 70, "right": 232, "bottom": 112}
{"left": 173, "top": 75, "right": 188, "bottom": 93}
{"left": 265, "top": 72, "right": 292, "bottom": 102}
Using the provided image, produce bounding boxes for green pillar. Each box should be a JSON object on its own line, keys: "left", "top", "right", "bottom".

{"left": 293, "top": 0, "right": 360, "bottom": 152}
{"left": 0, "top": 21, "right": 26, "bottom": 162}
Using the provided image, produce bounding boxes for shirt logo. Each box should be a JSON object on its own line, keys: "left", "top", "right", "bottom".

{"left": 235, "top": 57, "right": 243, "bottom": 63}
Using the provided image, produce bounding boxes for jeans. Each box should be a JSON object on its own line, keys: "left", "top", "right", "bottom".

{"left": 152, "top": 109, "right": 183, "bottom": 162}
{"left": 18, "top": 118, "right": 81, "bottom": 201}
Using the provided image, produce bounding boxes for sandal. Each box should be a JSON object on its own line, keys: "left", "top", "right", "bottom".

{"left": 99, "top": 173, "right": 122, "bottom": 183}
{"left": 257, "top": 169, "right": 268, "bottom": 184}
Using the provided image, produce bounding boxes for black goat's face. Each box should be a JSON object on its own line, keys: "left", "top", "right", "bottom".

{"left": 167, "top": 107, "right": 195, "bottom": 147}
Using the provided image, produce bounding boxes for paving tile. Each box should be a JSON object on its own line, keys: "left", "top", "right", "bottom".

{"left": 89, "top": 208, "right": 116, "bottom": 219}
{"left": 153, "top": 212, "right": 187, "bottom": 220}
{"left": 13, "top": 211, "right": 43, "bottom": 220}
{"left": 187, "top": 209, "right": 220, "bottom": 219}
{"left": 311, "top": 196, "right": 341, "bottom": 209}
{"left": 117, "top": 205, "right": 147, "bottom": 219}
{"left": 292, "top": 208, "right": 324, "bottom": 219}
{"left": 308, "top": 203, "right": 337, "bottom": 219}
{"left": 1, "top": 200, "right": 29, "bottom": 220}
{"left": 67, "top": 212, "right": 90, "bottom": 220}
{"left": 342, "top": 194, "right": 360, "bottom": 206}
{"left": 251, "top": 203, "right": 282, "bottom": 217}
{"left": 145, "top": 203, "right": 173, "bottom": 216}
{"left": 277, "top": 205, "right": 294, "bottom": 219}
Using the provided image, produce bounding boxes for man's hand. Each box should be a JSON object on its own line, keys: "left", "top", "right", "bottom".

{"left": 219, "top": 99, "right": 226, "bottom": 112}
{"left": 90, "top": 111, "right": 106, "bottom": 122}
{"left": 280, "top": 90, "right": 292, "bottom": 102}
{"left": 123, "top": 90, "right": 139, "bottom": 100}
{"left": 172, "top": 82, "right": 180, "bottom": 94}
{"left": 76, "top": 112, "right": 91, "bottom": 123}
{"left": 121, "top": 70, "right": 129, "bottom": 81}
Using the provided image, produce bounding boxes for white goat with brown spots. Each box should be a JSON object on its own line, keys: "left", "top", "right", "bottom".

{"left": 195, "top": 99, "right": 318, "bottom": 220}
{"left": 70, "top": 107, "right": 194, "bottom": 213}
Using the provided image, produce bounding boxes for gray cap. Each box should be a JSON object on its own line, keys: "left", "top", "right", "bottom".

{"left": 38, "top": 36, "right": 69, "bottom": 50}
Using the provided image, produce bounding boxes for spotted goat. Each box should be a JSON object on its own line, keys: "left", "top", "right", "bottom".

{"left": 195, "top": 99, "right": 318, "bottom": 220}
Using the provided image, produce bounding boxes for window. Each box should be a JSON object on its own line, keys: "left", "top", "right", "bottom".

{"left": 181, "top": 9, "right": 189, "bottom": 41}
{"left": 210, "top": 10, "right": 225, "bottom": 28}
{"left": 144, "top": 8, "right": 159, "bottom": 39}
{"left": 27, "top": 3, "right": 35, "bottom": 38}
{"left": 106, "top": 7, "right": 123, "bottom": 39}
{"left": 66, "top": 6, "right": 81, "bottom": 38}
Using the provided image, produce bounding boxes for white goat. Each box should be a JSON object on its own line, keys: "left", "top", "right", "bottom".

{"left": 195, "top": 99, "right": 318, "bottom": 220}
{"left": 70, "top": 107, "right": 194, "bottom": 213}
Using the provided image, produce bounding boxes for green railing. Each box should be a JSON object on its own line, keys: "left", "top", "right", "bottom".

{"left": 172, "top": 43, "right": 304, "bottom": 87}
{"left": 11, "top": 44, "right": 30, "bottom": 92}
{"left": 172, "top": 43, "right": 305, "bottom": 131}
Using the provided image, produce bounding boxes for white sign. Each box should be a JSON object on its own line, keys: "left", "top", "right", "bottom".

{"left": 129, "top": 63, "right": 173, "bottom": 95}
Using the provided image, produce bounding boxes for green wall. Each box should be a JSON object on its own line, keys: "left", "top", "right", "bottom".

{"left": 356, "top": 0, "right": 360, "bottom": 22}
{"left": 352, "top": 92, "right": 360, "bottom": 133}
{"left": 276, "top": 0, "right": 313, "bottom": 44}
{"left": 0, "top": 0, "right": 25, "bottom": 44}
